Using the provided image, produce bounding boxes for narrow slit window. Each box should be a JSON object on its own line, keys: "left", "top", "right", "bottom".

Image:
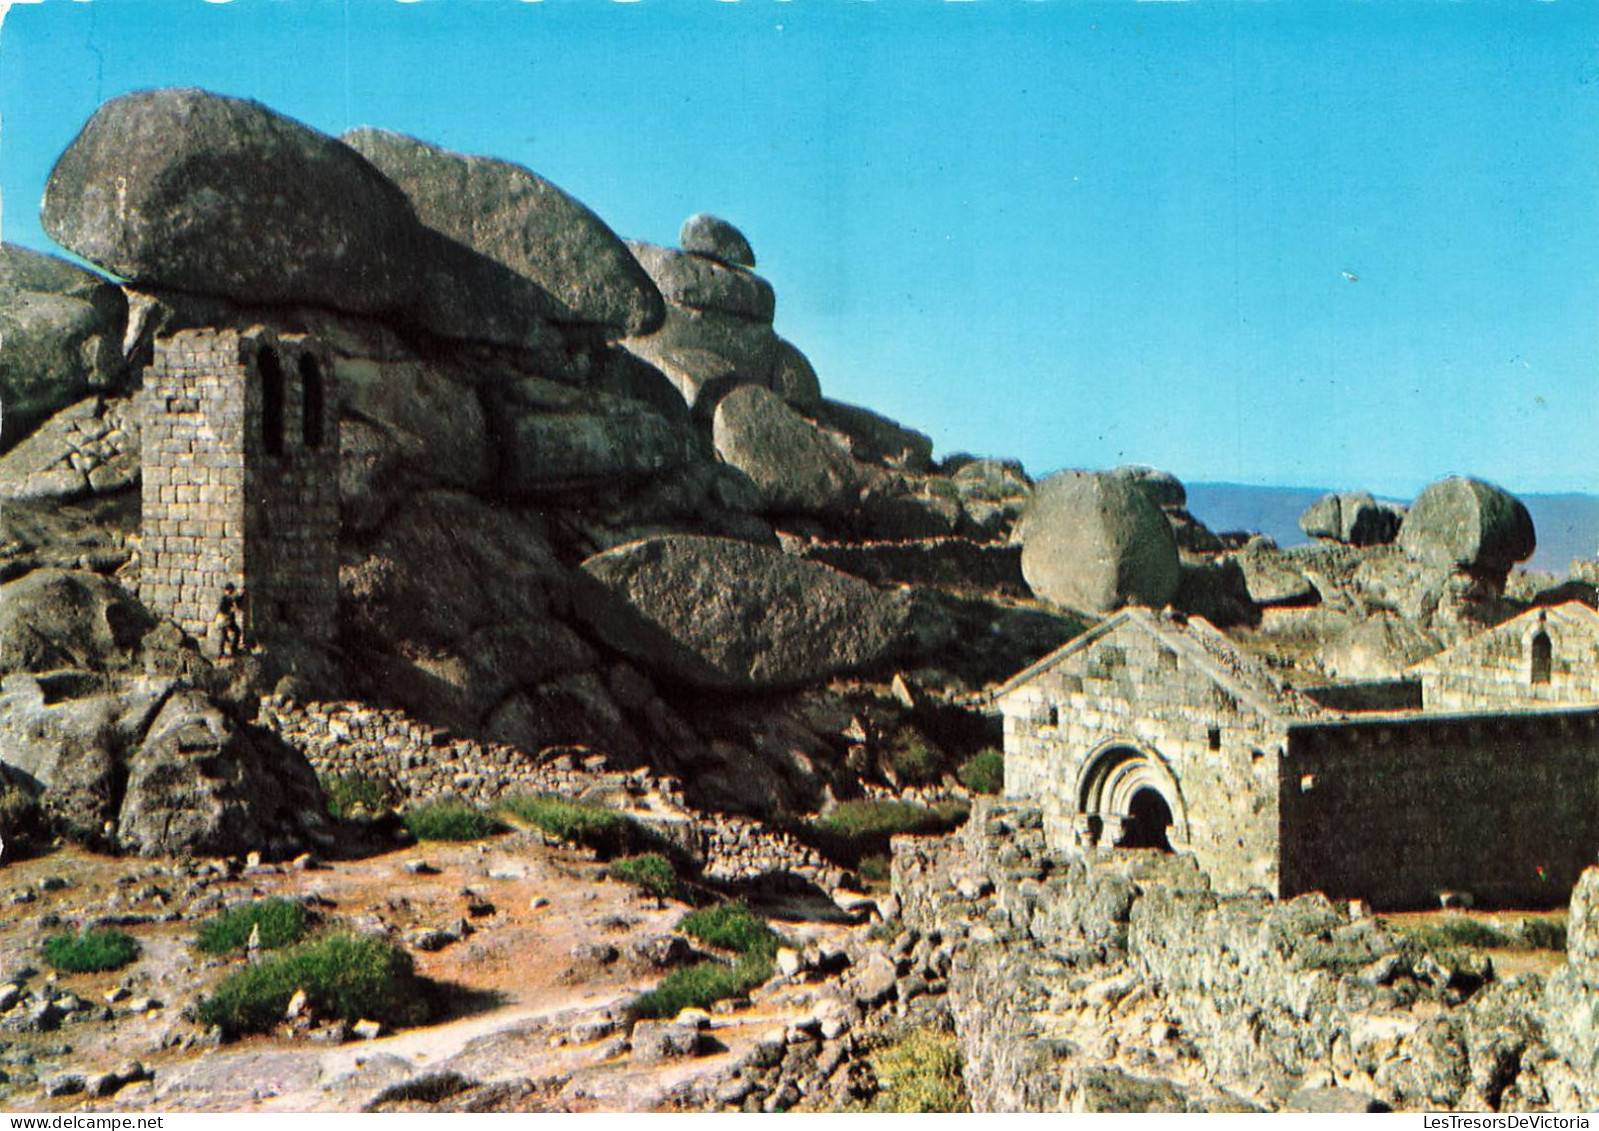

{"left": 1048, "top": 705, "right": 1061, "bottom": 728}
{"left": 259, "top": 347, "right": 285, "bottom": 457}
{"left": 300, "top": 354, "right": 326, "bottom": 450}
{"left": 1531, "top": 630, "right": 1552, "bottom": 686}
{"left": 1207, "top": 727, "right": 1222, "bottom": 751}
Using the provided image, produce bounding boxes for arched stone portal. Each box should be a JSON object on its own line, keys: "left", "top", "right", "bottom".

{"left": 1074, "top": 743, "right": 1189, "bottom": 853}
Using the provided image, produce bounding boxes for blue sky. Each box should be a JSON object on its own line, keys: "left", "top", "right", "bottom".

{"left": 3, "top": 0, "right": 1597, "bottom": 497}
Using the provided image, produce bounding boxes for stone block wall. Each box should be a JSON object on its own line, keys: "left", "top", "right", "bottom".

{"left": 1417, "top": 607, "right": 1599, "bottom": 712}
{"left": 140, "top": 327, "right": 338, "bottom": 649}
{"left": 1000, "top": 626, "right": 1287, "bottom": 896}
{"left": 1279, "top": 710, "right": 1599, "bottom": 908}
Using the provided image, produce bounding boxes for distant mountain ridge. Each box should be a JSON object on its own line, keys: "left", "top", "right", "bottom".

{"left": 1186, "top": 483, "right": 1599, "bottom": 574}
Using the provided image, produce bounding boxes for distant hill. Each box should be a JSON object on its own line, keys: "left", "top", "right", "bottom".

{"left": 1186, "top": 483, "right": 1599, "bottom": 574}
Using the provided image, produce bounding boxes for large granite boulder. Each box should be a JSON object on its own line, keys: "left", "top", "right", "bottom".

{"left": 0, "top": 569, "right": 153, "bottom": 677}
{"left": 712, "top": 384, "right": 871, "bottom": 515}
{"left": 1020, "top": 471, "right": 1181, "bottom": 614}
{"left": 804, "top": 400, "right": 934, "bottom": 474}
{"left": 770, "top": 338, "right": 822, "bottom": 408}
{"left": 622, "top": 306, "right": 780, "bottom": 403}
{"left": 336, "top": 358, "right": 490, "bottom": 530}
{"left": 680, "top": 213, "right": 755, "bottom": 268}
{"left": 1300, "top": 491, "right": 1402, "bottom": 547}
{"left": 1398, "top": 477, "right": 1535, "bottom": 572}
{"left": 627, "top": 241, "right": 774, "bottom": 322}
{"left": 42, "top": 89, "right": 423, "bottom": 319}
{"left": 0, "top": 245, "right": 127, "bottom": 450}
{"left": 117, "top": 690, "right": 327, "bottom": 858}
{"left": 342, "top": 127, "right": 663, "bottom": 336}
{"left": 492, "top": 377, "right": 700, "bottom": 496}
{"left": 0, "top": 397, "right": 139, "bottom": 502}
{"left": 581, "top": 535, "right": 916, "bottom": 690}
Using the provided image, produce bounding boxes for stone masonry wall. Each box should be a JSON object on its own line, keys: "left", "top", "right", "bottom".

{"left": 1001, "top": 626, "right": 1287, "bottom": 896}
{"left": 1279, "top": 710, "right": 1599, "bottom": 908}
{"left": 139, "top": 330, "right": 248, "bottom": 639}
{"left": 1419, "top": 607, "right": 1599, "bottom": 712}
{"left": 140, "top": 327, "right": 339, "bottom": 649}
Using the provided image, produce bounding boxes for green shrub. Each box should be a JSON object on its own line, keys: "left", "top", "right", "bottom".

{"left": 610, "top": 853, "right": 678, "bottom": 901}
{"left": 868, "top": 1027, "right": 969, "bottom": 1113}
{"left": 43, "top": 929, "right": 139, "bottom": 974}
{"left": 957, "top": 748, "right": 1005, "bottom": 795}
{"left": 0, "top": 785, "right": 45, "bottom": 843}
{"left": 633, "top": 954, "right": 771, "bottom": 1019}
{"left": 198, "top": 933, "right": 427, "bottom": 1037}
{"left": 814, "top": 800, "right": 963, "bottom": 841}
{"left": 679, "top": 902, "right": 780, "bottom": 960}
{"left": 632, "top": 903, "right": 784, "bottom": 1019}
{"left": 495, "top": 793, "right": 635, "bottom": 854}
{"left": 403, "top": 801, "right": 501, "bottom": 842}
{"left": 196, "top": 898, "right": 310, "bottom": 955}
{"left": 1516, "top": 915, "right": 1568, "bottom": 952}
{"left": 859, "top": 855, "right": 892, "bottom": 883}
{"left": 322, "top": 773, "right": 395, "bottom": 819}
{"left": 888, "top": 727, "right": 943, "bottom": 786}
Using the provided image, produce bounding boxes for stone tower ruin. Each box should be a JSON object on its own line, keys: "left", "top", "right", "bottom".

{"left": 139, "top": 327, "right": 339, "bottom": 652}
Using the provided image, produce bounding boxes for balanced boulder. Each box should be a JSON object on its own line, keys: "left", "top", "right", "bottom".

{"left": 627, "top": 241, "right": 774, "bottom": 322}
{"left": 1300, "top": 491, "right": 1402, "bottom": 547}
{"left": 43, "top": 89, "right": 422, "bottom": 318}
{"left": 1019, "top": 471, "right": 1181, "bottom": 614}
{"left": 0, "top": 244, "right": 126, "bottom": 450}
{"left": 712, "top": 384, "right": 871, "bottom": 516}
{"left": 581, "top": 535, "right": 915, "bottom": 689}
{"left": 1397, "top": 477, "right": 1535, "bottom": 573}
{"left": 679, "top": 213, "right": 755, "bottom": 268}
{"left": 343, "top": 127, "right": 663, "bottom": 336}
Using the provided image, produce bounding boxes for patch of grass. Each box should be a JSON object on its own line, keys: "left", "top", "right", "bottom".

{"left": 322, "top": 773, "right": 395, "bottom": 820}
{"left": 0, "top": 785, "right": 45, "bottom": 842}
{"left": 197, "top": 933, "right": 427, "bottom": 1038}
{"left": 633, "top": 903, "right": 783, "bottom": 1020}
{"left": 196, "top": 898, "right": 311, "bottom": 955}
{"left": 633, "top": 956, "right": 770, "bottom": 1020}
{"left": 43, "top": 929, "right": 139, "bottom": 974}
{"left": 867, "top": 1026, "right": 969, "bottom": 1113}
{"left": 679, "top": 902, "right": 781, "bottom": 960}
{"left": 888, "top": 726, "right": 943, "bottom": 786}
{"left": 859, "top": 855, "right": 892, "bottom": 884}
{"left": 956, "top": 748, "right": 1005, "bottom": 795}
{"left": 814, "top": 800, "right": 966, "bottom": 841}
{"left": 609, "top": 853, "right": 678, "bottom": 901}
{"left": 1393, "top": 914, "right": 1569, "bottom": 954}
{"left": 495, "top": 793, "right": 635, "bottom": 855}
{"left": 403, "top": 800, "right": 501, "bottom": 842}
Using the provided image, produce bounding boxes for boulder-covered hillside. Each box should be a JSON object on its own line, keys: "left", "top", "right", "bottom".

{"left": 1, "top": 87, "right": 1581, "bottom": 854}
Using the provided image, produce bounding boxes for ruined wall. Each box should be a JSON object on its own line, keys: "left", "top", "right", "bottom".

{"left": 1418, "top": 606, "right": 1599, "bottom": 712}
{"left": 140, "top": 327, "right": 339, "bottom": 649}
{"left": 1000, "top": 627, "right": 1287, "bottom": 896}
{"left": 893, "top": 802, "right": 1598, "bottom": 1113}
{"left": 1280, "top": 710, "right": 1599, "bottom": 908}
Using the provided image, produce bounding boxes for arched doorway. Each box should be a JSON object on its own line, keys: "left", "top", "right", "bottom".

{"left": 1075, "top": 743, "right": 1187, "bottom": 853}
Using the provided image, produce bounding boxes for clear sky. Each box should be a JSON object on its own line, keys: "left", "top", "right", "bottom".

{"left": 3, "top": 0, "right": 1597, "bottom": 498}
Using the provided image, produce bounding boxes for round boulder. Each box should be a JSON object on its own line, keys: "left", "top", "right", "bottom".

{"left": 343, "top": 127, "right": 664, "bottom": 336}
{"left": 1019, "top": 471, "right": 1181, "bottom": 614}
{"left": 1, "top": 245, "right": 127, "bottom": 451}
{"left": 679, "top": 213, "right": 755, "bottom": 269}
{"left": 1300, "top": 491, "right": 1402, "bottom": 547}
{"left": 42, "top": 89, "right": 423, "bottom": 317}
{"left": 581, "top": 535, "right": 915, "bottom": 690}
{"left": 1397, "top": 477, "right": 1535, "bottom": 572}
